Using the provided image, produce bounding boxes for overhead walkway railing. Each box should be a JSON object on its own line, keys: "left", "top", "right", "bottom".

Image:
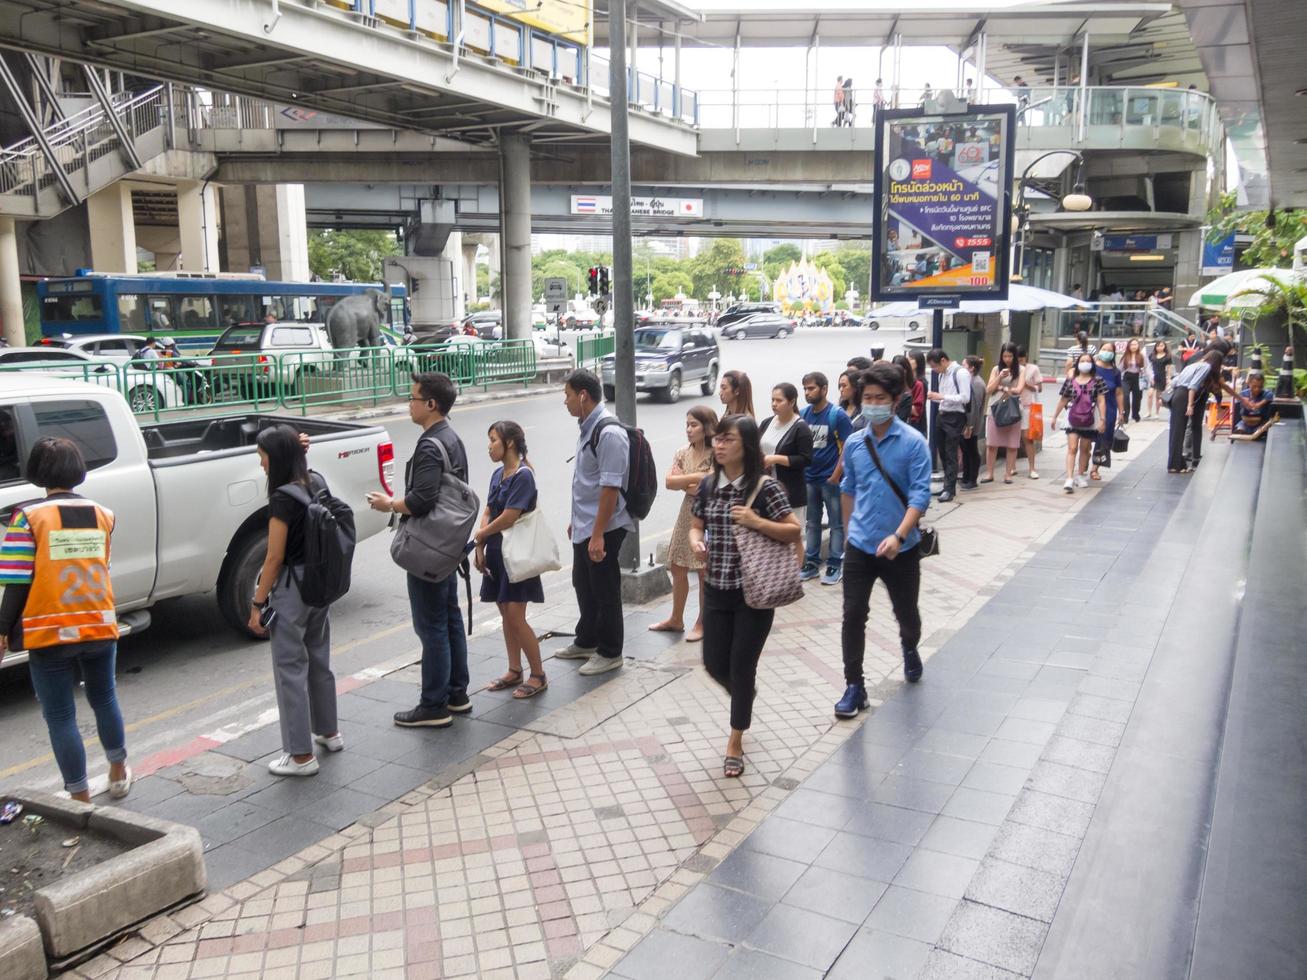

{"left": 1039, "top": 303, "right": 1200, "bottom": 367}
{"left": 0, "top": 340, "right": 537, "bottom": 421}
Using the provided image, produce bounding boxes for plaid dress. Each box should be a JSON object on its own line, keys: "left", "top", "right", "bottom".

{"left": 691, "top": 474, "right": 792, "bottom": 590}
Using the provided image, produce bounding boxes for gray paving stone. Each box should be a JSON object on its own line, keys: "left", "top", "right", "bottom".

{"left": 892, "top": 848, "right": 980, "bottom": 900}
{"left": 871, "top": 774, "right": 957, "bottom": 813}
{"left": 891, "top": 748, "right": 976, "bottom": 786}
{"left": 1040, "top": 735, "right": 1117, "bottom": 775}
{"left": 827, "top": 928, "right": 932, "bottom": 980}
{"left": 338, "top": 762, "right": 431, "bottom": 801}
{"left": 616, "top": 928, "right": 730, "bottom": 980}
{"left": 1065, "top": 693, "right": 1134, "bottom": 724}
{"left": 1085, "top": 657, "right": 1149, "bottom": 683}
{"left": 662, "top": 883, "right": 774, "bottom": 944}
{"left": 1025, "top": 760, "right": 1107, "bottom": 805}
{"left": 708, "top": 848, "right": 809, "bottom": 901}
{"left": 814, "top": 831, "right": 913, "bottom": 883}
{"left": 739, "top": 816, "right": 837, "bottom": 865}
{"left": 781, "top": 865, "right": 887, "bottom": 925}
{"left": 189, "top": 799, "right": 282, "bottom": 849}
{"left": 918, "top": 949, "right": 1024, "bottom": 979}
{"left": 742, "top": 904, "right": 859, "bottom": 972}
{"left": 1044, "top": 650, "right": 1095, "bottom": 671}
{"left": 802, "top": 760, "right": 890, "bottom": 800}
{"left": 856, "top": 720, "right": 931, "bottom": 751}
{"left": 938, "top": 900, "right": 1048, "bottom": 975}
{"left": 933, "top": 706, "right": 1010, "bottom": 738}
{"left": 292, "top": 786, "right": 390, "bottom": 830}
{"left": 1076, "top": 674, "right": 1140, "bottom": 702}
{"left": 712, "top": 948, "right": 822, "bottom": 980}
{"left": 864, "top": 884, "right": 959, "bottom": 944}
{"left": 773, "top": 787, "right": 864, "bottom": 830}
{"left": 977, "top": 738, "right": 1044, "bottom": 769}
{"left": 1055, "top": 712, "right": 1127, "bottom": 747}
{"left": 961, "top": 762, "right": 1031, "bottom": 796}
{"left": 988, "top": 820, "right": 1083, "bottom": 878}
{"left": 1008, "top": 699, "right": 1071, "bottom": 726}
{"left": 979, "top": 659, "right": 1042, "bottom": 682}
{"left": 829, "top": 739, "right": 910, "bottom": 772}
{"left": 842, "top": 802, "right": 936, "bottom": 847}
{"left": 918, "top": 816, "right": 1001, "bottom": 861}
{"left": 965, "top": 856, "right": 1065, "bottom": 922}
{"left": 940, "top": 787, "right": 1018, "bottom": 826}
{"left": 916, "top": 728, "right": 990, "bottom": 759}
{"left": 993, "top": 717, "right": 1058, "bottom": 746}
{"left": 1007, "top": 790, "right": 1095, "bottom": 839}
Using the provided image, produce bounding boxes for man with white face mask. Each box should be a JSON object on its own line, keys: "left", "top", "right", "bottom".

{"left": 834, "top": 364, "right": 933, "bottom": 719}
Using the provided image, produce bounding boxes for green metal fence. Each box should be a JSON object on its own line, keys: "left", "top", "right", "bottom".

{"left": 0, "top": 340, "right": 537, "bottom": 421}
{"left": 576, "top": 333, "right": 616, "bottom": 367}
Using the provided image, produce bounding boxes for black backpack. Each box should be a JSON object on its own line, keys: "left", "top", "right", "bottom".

{"left": 588, "top": 417, "right": 658, "bottom": 521}
{"left": 277, "top": 473, "right": 357, "bottom": 607}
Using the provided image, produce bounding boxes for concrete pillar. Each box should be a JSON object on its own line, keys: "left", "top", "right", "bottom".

{"left": 461, "top": 242, "right": 479, "bottom": 305}
{"left": 0, "top": 216, "right": 24, "bottom": 347}
{"left": 176, "top": 179, "right": 219, "bottom": 272}
{"left": 499, "top": 134, "right": 532, "bottom": 340}
{"left": 87, "top": 182, "right": 137, "bottom": 273}
{"left": 440, "top": 229, "right": 466, "bottom": 322}
{"left": 220, "top": 183, "right": 309, "bottom": 280}
{"left": 270, "top": 184, "right": 310, "bottom": 281}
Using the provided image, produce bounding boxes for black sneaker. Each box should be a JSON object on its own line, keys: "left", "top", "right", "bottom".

{"left": 447, "top": 692, "right": 472, "bottom": 715}
{"left": 903, "top": 649, "right": 923, "bottom": 683}
{"left": 393, "top": 705, "right": 452, "bottom": 728}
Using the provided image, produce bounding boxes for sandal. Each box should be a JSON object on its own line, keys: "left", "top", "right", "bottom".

{"left": 487, "top": 669, "right": 523, "bottom": 692}
{"left": 979, "top": 477, "right": 994, "bottom": 484}
{"left": 685, "top": 628, "right": 704, "bottom": 643}
{"left": 512, "top": 674, "right": 548, "bottom": 699}
{"left": 1090, "top": 472, "right": 1102, "bottom": 481}
{"left": 1003, "top": 476, "right": 1014, "bottom": 484}
{"left": 648, "top": 620, "right": 685, "bottom": 633}
{"left": 723, "top": 755, "right": 745, "bottom": 778}
{"left": 1029, "top": 472, "right": 1040, "bottom": 480}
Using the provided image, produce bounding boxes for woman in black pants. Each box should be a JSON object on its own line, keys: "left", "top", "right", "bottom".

{"left": 1167, "top": 350, "right": 1235, "bottom": 473}
{"left": 690, "top": 415, "right": 801, "bottom": 779}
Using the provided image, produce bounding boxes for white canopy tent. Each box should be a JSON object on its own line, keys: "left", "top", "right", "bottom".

{"left": 866, "top": 283, "right": 1088, "bottom": 318}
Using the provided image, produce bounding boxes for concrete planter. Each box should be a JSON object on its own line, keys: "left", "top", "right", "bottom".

{"left": 1, "top": 790, "right": 205, "bottom": 973}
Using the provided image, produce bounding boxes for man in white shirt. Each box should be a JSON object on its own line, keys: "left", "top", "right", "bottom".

{"left": 925, "top": 349, "right": 971, "bottom": 502}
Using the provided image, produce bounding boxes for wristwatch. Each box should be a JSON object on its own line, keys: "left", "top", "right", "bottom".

{"left": 894, "top": 532, "right": 906, "bottom": 545}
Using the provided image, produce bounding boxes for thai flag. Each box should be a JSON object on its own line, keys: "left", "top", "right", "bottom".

{"left": 575, "top": 196, "right": 597, "bottom": 213}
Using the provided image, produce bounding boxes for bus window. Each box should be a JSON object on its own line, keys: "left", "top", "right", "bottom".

{"left": 117, "top": 295, "right": 147, "bottom": 331}
{"left": 44, "top": 294, "right": 104, "bottom": 323}
{"left": 175, "top": 295, "right": 216, "bottom": 331}
{"left": 218, "top": 295, "right": 257, "bottom": 326}
{"left": 146, "top": 295, "right": 175, "bottom": 331}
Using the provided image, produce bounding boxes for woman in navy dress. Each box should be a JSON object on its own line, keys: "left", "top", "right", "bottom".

{"left": 1091, "top": 348, "right": 1125, "bottom": 481}
{"left": 473, "top": 421, "right": 547, "bottom": 698}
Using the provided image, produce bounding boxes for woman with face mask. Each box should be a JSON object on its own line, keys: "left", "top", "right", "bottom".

{"left": 1050, "top": 354, "right": 1107, "bottom": 493}
{"left": 1090, "top": 348, "right": 1124, "bottom": 481}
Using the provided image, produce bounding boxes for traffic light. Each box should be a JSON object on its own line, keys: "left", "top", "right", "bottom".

{"left": 587, "top": 267, "right": 598, "bottom": 295}
{"left": 599, "top": 266, "right": 610, "bottom": 295}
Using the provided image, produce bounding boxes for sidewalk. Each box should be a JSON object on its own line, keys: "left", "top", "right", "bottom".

{"left": 63, "top": 421, "right": 1171, "bottom": 980}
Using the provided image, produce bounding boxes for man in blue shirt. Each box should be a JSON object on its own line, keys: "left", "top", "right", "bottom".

{"left": 800, "top": 371, "right": 854, "bottom": 586}
{"left": 835, "top": 363, "right": 933, "bottom": 717}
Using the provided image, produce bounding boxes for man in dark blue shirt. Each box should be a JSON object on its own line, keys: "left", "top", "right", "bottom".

{"left": 1234, "top": 371, "right": 1273, "bottom": 432}
{"left": 800, "top": 371, "right": 854, "bottom": 586}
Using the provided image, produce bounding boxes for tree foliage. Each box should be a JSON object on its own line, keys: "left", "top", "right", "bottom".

{"left": 1205, "top": 191, "right": 1307, "bottom": 269}
{"left": 307, "top": 230, "right": 401, "bottom": 283}
{"left": 651, "top": 271, "right": 694, "bottom": 303}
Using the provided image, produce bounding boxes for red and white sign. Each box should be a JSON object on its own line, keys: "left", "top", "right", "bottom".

{"left": 570, "top": 195, "right": 703, "bottom": 217}
{"left": 911, "top": 159, "right": 933, "bottom": 180}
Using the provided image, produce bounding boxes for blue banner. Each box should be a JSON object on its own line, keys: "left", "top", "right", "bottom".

{"left": 1201, "top": 233, "right": 1235, "bottom": 276}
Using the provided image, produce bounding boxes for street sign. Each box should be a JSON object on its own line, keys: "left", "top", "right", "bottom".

{"left": 918, "top": 294, "right": 962, "bottom": 309}
{"left": 544, "top": 276, "right": 568, "bottom": 314}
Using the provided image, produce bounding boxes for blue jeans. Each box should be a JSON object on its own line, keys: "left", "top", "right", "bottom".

{"left": 804, "top": 480, "right": 844, "bottom": 569}
{"left": 407, "top": 573, "right": 469, "bottom": 711}
{"left": 27, "top": 641, "right": 126, "bottom": 794}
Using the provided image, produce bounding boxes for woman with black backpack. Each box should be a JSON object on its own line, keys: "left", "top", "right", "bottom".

{"left": 250, "top": 425, "right": 342, "bottom": 777}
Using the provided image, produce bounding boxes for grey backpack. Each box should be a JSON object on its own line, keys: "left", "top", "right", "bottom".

{"left": 389, "top": 436, "right": 480, "bottom": 585}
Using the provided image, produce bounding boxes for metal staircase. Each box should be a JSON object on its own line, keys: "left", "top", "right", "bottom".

{"left": 0, "top": 58, "right": 172, "bottom": 219}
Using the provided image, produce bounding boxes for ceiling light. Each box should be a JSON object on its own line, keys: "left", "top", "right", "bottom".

{"left": 1129, "top": 254, "right": 1167, "bottom": 262}
{"left": 1062, "top": 188, "right": 1092, "bottom": 212}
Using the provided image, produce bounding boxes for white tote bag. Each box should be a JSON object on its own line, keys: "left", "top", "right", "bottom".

{"left": 501, "top": 508, "right": 562, "bottom": 583}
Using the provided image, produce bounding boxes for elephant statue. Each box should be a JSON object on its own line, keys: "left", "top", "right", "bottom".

{"left": 326, "top": 289, "right": 387, "bottom": 352}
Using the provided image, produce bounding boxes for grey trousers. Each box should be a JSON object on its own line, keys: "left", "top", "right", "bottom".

{"left": 269, "top": 567, "right": 337, "bottom": 756}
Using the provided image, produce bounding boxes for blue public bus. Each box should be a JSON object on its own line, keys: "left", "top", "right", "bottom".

{"left": 37, "top": 271, "right": 409, "bottom": 350}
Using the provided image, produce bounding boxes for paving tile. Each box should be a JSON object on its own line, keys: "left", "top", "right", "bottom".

{"left": 937, "top": 900, "right": 1048, "bottom": 975}
{"left": 190, "top": 800, "right": 282, "bottom": 849}
{"left": 1065, "top": 693, "right": 1134, "bottom": 725}
{"left": 842, "top": 802, "right": 937, "bottom": 847}
{"left": 241, "top": 770, "right": 341, "bottom": 812}
{"left": 918, "top": 949, "right": 1025, "bottom": 979}
{"left": 773, "top": 788, "right": 865, "bottom": 830}
{"left": 933, "top": 707, "right": 1010, "bottom": 738}
{"left": 615, "top": 928, "right": 730, "bottom": 980}
{"left": 1025, "top": 760, "right": 1107, "bottom": 805}
{"left": 891, "top": 748, "right": 976, "bottom": 786}
{"left": 977, "top": 739, "right": 1045, "bottom": 769}
{"left": 960, "top": 761, "right": 1030, "bottom": 796}
{"left": 964, "top": 855, "right": 1065, "bottom": 922}
{"left": 292, "top": 786, "right": 390, "bottom": 830}
{"left": 802, "top": 760, "right": 889, "bottom": 800}
{"left": 334, "top": 762, "right": 430, "bottom": 801}
{"left": 988, "top": 822, "right": 1083, "bottom": 878}
{"left": 827, "top": 928, "right": 932, "bottom": 980}
{"left": 739, "top": 816, "right": 837, "bottom": 865}
{"left": 146, "top": 787, "right": 241, "bottom": 825}
{"left": 1039, "top": 735, "right": 1117, "bottom": 775}
{"left": 979, "top": 658, "right": 1042, "bottom": 682}
{"left": 742, "top": 904, "right": 859, "bottom": 972}
{"left": 662, "top": 883, "right": 774, "bottom": 944}
{"left": 814, "top": 831, "right": 913, "bottom": 883}
{"left": 828, "top": 739, "right": 910, "bottom": 772}
{"left": 712, "top": 948, "right": 822, "bottom": 980}
{"left": 870, "top": 774, "right": 956, "bottom": 813}
{"left": 863, "top": 885, "right": 959, "bottom": 945}
{"left": 992, "top": 717, "right": 1058, "bottom": 746}
{"left": 940, "top": 788, "right": 1017, "bottom": 827}
{"left": 1007, "top": 790, "right": 1095, "bottom": 839}
{"left": 781, "top": 865, "right": 887, "bottom": 925}
{"left": 892, "top": 848, "right": 980, "bottom": 900}
{"left": 707, "top": 848, "right": 808, "bottom": 901}
{"left": 918, "top": 816, "right": 1000, "bottom": 861}
{"left": 1008, "top": 698, "right": 1070, "bottom": 724}
{"left": 1055, "top": 712, "right": 1127, "bottom": 747}
{"left": 213, "top": 724, "right": 286, "bottom": 763}
{"left": 915, "top": 728, "right": 990, "bottom": 759}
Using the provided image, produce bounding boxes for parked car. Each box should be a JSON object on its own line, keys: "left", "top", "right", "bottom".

{"left": 39, "top": 333, "right": 150, "bottom": 361}
{"left": 461, "top": 310, "right": 501, "bottom": 339}
{"left": 715, "top": 302, "right": 781, "bottom": 331}
{"left": 720, "top": 313, "right": 796, "bottom": 341}
{"left": 864, "top": 314, "right": 921, "bottom": 333}
{"left": 599, "top": 326, "right": 719, "bottom": 404}
{"left": 0, "top": 376, "right": 394, "bottom": 654}
{"left": 0, "top": 345, "right": 191, "bottom": 413}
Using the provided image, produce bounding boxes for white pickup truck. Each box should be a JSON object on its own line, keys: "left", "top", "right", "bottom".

{"left": 0, "top": 376, "right": 394, "bottom": 659}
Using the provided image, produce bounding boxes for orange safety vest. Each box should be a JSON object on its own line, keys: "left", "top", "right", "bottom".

{"left": 19, "top": 497, "right": 118, "bottom": 650}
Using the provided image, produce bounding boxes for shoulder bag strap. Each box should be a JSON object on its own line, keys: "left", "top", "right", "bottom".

{"left": 861, "top": 430, "right": 911, "bottom": 512}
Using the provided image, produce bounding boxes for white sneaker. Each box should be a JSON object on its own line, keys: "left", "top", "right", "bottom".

{"left": 578, "top": 653, "right": 623, "bottom": 676}
{"left": 1063, "top": 478, "right": 1074, "bottom": 493}
{"left": 313, "top": 733, "right": 344, "bottom": 753}
{"left": 554, "top": 643, "right": 598, "bottom": 660}
{"left": 268, "top": 753, "right": 320, "bottom": 777}
{"left": 1074, "top": 474, "right": 1090, "bottom": 488}
{"left": 108, "top": 765, "right": 133, "bottom": 800}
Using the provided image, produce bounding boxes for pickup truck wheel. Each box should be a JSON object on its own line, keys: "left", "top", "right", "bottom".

{"left": 701, "top": 364, "right": 718, "bottom": 395}
{"left": 603, "top": 385, "right": 616, "bottom": 402}
{"left": 219, "top": 530, "right": 270, "bottom": 640}
{"left": 128, "top": 385, "right": 162, "bottom": 413}
{"left": 657, "top": 370, "right": 682, "bottom": 404}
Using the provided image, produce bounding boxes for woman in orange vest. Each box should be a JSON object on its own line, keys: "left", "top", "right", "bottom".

{"left": 0, "top": 437, "right": 130, "bottom": 802}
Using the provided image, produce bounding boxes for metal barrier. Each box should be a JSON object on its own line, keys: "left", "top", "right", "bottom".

{"left": 576, "top": 334, "right": 615, "bottom": 367}
{"left": 0, "top": 341, "right": 538, "bottom": 421}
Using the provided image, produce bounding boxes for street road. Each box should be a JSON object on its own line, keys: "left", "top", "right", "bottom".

{"left": 0, "top": 327, "right": 903, "bottom": 792}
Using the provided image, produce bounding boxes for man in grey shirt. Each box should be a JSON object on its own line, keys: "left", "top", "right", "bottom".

{"left": 555, "top": 369, "right": 632, "bottom": 676}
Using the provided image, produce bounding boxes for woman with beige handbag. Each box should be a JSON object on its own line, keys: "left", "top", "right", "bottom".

{"left": 689, "top": 414, "right": 802, "bottom": 779}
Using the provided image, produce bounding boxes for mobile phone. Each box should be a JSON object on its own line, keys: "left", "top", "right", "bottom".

{"left": 259, "top": 604, "right": 278, "bottom": 630}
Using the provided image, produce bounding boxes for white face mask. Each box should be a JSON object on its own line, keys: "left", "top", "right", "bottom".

{"left": 1077, "top": 362, "right": 1093, "bottom": 374}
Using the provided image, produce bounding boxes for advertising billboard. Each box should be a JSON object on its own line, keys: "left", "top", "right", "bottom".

{"left": 872, "top": 105, "right": 1016, "bottom": 302}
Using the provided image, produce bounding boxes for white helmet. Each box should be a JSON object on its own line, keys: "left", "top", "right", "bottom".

{"left": 158, "top": 336, "right": 177, "bottom": 347}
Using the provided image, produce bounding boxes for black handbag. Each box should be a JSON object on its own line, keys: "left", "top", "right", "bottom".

{"left": 1112, "top": 427, "right": 1130, "bottom": 454}
{"left": 862, "top": 431, "right": 938, "bottom": 557}
{"left": 990, "top": 393, "right": 1022, "bottom": 428}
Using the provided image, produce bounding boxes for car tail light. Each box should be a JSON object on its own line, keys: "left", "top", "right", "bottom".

{"left": 257, "top": 354, "right": 269, "bottom": 375}
{"left": 378, "top": 441, "right": 395, "bottom": 494}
